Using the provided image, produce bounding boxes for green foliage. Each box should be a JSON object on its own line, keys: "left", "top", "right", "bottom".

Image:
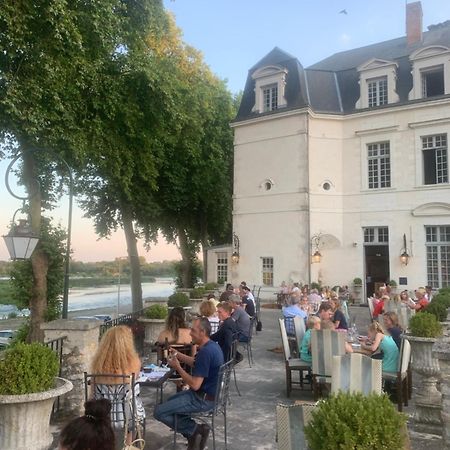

{"left": 353, "top": 278, "right": 363, "bottom": 285}
{"left": 388, "top": 279, "right": 397, "bottom": 287}
{"left": 190, "top": 287, "right": 206, "bottom": 299}
{"left": 409, "top": 312, "right": 443, "bottom": 338}
{"left": 9, "top": 217, "right": 65, "bottom": 322}
{"left": 0, "top": 342, "right": 59, "bottom": 395}
{"left": 144, "top": 304, "right": 168, "bottom": 320}
{"left": 168, "top": 292, "right": 189, "bottom": 308}
{"left": 310, "top": 282, "right": 321, "bottom": 291}
{"left": 7, "top": 312, "right": 17, "bottom": 319}
{"left": 304, "top": 392, "right": 407, "bottom": 450}
{"left": 204, "top": 282, "right": 219, "bottom": 291}
{"left": 432, "top": 292, "right": 450, "bottom": 308}
{"left": 425, "top": 301, "right": 448, "bottom": 322}
{"left": 10, "top": 323, "right": 30, "bottom": 346}
{"left": 174, "top": 259, "right": 203, "bottom": 289}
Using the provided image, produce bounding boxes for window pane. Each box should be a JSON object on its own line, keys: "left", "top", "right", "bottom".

{"left": 422, "top": 134, "right": 448, "bottom": 185}
{"left": 262, "top": 257, "right": 274, "bottom": 286}
{"left": 367, "top": 142, "right": 390, "bottom": 189}
{"left": 426, "top": 226, "right": 450, "bottom": 288}
{"left": 216, "top": 252, "right": 228, "bottom": 283}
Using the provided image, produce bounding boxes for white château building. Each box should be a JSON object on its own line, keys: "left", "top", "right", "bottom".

{"left": 207, "top": 2, "right": 450, "bottom": 299}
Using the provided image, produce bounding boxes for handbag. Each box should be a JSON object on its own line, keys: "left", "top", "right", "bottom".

{"left": 256, "top": 320, "right": 263, "bottom": 331}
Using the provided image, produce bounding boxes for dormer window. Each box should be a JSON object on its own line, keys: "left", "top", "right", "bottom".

{"left": 355, "top": 59, "right": 399, "bottom": 109}
{"left": 251, "top": 65, "right": 287, "bottom": 113}
{"left": 263, "top": 84, "right": 278, "bottom": 112}
{"left": 421, "top": 65, "right": 445, "bottom": 98}
{"left": 368, "top": 77, "right": 388, "bottom": 107}
{"left": 409, "top": 46, "right": 450, "bottom": 100}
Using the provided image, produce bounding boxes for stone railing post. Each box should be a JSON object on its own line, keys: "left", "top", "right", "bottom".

{"left": 433, "top": 337, "right": 450, "bottom": 447}
{"left": 41, "top": 319, "right": 101, "bottom": 416}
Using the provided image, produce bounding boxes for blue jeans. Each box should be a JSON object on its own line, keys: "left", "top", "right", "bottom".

{"left": 154, "top": 389, "right": 214, "bottom": 437}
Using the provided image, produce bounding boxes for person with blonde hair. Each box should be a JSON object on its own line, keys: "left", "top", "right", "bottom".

{"left": 158, "top": 306, "right": 191, "bottom": 345}
{"left": 359, "top": 321, "right": 399, "bottom": 373}
{"left": 90, "top": 325, "right": 145, "bottom": 437}
{"left": 200, "top": 300, "right": 220, "bottom": 331}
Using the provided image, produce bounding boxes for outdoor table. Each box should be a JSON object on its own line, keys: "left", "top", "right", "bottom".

{"left": 138, "top": 367, "right": 173, "bottom": 404}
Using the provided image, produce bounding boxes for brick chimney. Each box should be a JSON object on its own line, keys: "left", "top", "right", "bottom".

{"left": 406, "top": 1, "right": 423, "bottom": 45}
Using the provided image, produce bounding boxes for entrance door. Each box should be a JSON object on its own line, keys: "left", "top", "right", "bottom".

{"left": 364, "top": 245, "right": 390, "bottom": 298}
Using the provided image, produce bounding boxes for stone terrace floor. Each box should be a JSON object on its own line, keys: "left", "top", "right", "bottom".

{"left": 50, "top": 305, "right": 443, "bottom": 449}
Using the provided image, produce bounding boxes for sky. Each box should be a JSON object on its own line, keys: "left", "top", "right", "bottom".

{"left": 1, "top": 0, "right": 450, "bottom": 262}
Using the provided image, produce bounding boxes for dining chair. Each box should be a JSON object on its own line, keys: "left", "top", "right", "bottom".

{"left": 382, "top": 338, "right": 411, "bottom": 411}
{"left": 278, "top": 318, "right": 311, "bottom": 397}
{"left": 239, "top": 317, "right": 255, "bottom": 367}
{"left": 310, "top": 329, "right": 346, "bottom": 400}
{"left": 331, "top": 353, "right": 382, "bottom": 395}
{"left": 173, "top": 360, "right": 234, "bottom": 450}
{"left": 367, "top": 297, "right": 375, "bottom": 321}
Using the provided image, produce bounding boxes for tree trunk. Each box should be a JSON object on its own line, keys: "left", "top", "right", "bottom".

{"left": 178, "top": 228, "right": 193, "bottom": 288}
{"left": 200, "top": 216, "right": 208, "bottom": 283}
{"left": 23, "top": 151, "right": 47, "bottom": 342}
{"left": 122, "top": 205, "right": 143, "bottom": 312}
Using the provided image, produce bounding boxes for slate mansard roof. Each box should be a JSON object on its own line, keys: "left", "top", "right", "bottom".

{"left": 235, "top": 22, "right": 450, "bottom": 121}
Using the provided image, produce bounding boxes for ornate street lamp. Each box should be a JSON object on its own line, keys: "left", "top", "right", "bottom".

{"left": 232, "top": 233, "right": 240, "bottom": 264}
{"left": 311, "top": 233, "right": 322, "bottom": 264}
{"left": 3, "top": 216, "right": 39, "bottom": 260}
{"left": 400, "top": 234, "right": 410, "bottom": 266}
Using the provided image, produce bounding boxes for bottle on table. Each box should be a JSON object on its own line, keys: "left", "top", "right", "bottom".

{"left": 161, "top": 337, "right": 169, "bottom": 366}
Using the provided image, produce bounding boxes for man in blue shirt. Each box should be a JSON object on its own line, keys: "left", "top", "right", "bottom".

{"left": 282, "top": 295, "right": 307, "bottom": 335}
{"left": 154, "top": 317, "right": 224, "bottom": 450}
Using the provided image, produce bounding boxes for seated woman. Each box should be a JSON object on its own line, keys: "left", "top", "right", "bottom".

{"left": 359, "top": 321, "right": 399, "bottom": 373}
{"left": 383, "top": 311, "right": 402, "bottom": 349}
{"left": 157, "top": 306, "right": 191, "bottom": 345}
{"left": 200, "top": 299, "right": 220, "bottom": 333}
{"left": 331, "top": 295, "right": 348, "bottom": 330}
{"left": 373, "top": 294, "right": 390, "bottom": 320}
{"left": 408, "top": 287, "right": 429, "bottom": 311}
{"left": 59, "top": 399, "right": 115, "bottom": 450}
{"left": 299, "top": 316, "right": 321, "bottom": 364}
{"left": 90, "top": 326, "right": 145, "bottom": 439}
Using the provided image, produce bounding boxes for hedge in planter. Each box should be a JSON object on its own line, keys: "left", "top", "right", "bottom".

{"left": 409, "top": 312, "right": 443, "bottom": 338}
{"left": 0, "top": 342, "right": 59, "bottom": 395}
{"left": 304, "top": 392, "right": 407, "bottom": 450}
{"left": 168, "top": 292, "right": 189, "bottom": 307}
{"left": 190, "top": 287, "right": 206, "bottom": 299}
{"left": 425, "top": 301, "right": 448, "bottom": 322}
{"left": 145, "top": 304, "right": 168, "bottom": 319}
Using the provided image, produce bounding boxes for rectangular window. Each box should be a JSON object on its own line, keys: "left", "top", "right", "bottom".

{"left": 363, "top": 227, "right": 389, "bottom": 244}
{"left": 422, "top": 66, "right": 445, "bottom": 98}
{"left": 262, "top": 84, "right": 278, "bottom": 112}
{"left": 367, "top": 142, "right": 391, "bottom": 189}
{"left": 426, "top": 226, "right": 450, "bottom": 288}
{"left": 422, "top": 134, "right": 448, "bottom": 185}
{"left": 216, "top": 252, "right": 228, "bottom": 284}
{"left": 262, "top": 257, "right": 274, "bottom": 286}
{"left": 368, "top": 77, "right": 388, "bottom": 107}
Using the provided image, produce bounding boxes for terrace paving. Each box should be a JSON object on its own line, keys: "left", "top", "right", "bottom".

{"left": 50, "top": 305, "right": 444, "bottom": 449}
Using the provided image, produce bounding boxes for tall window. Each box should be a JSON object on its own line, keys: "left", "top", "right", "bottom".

{"left": 426, "top": 226, "right": 450, "bottom": 288}
{"left": 368, "top": 77, "right": 388, "bottom": 107}
{"left": 262, "top": 84, "right": 278, "bottom": 112}
{"left": 216, "top": 252, "right": 228, "bottom": 283}
{"left": 422, "top": 134, "right": 448, "bottom": 185}
{"left": 367, "top": 142, "right": 391, "bottom": 189}
{"left": 422, "top": 66, "right": 444, "bottom": 98}
{"left": 262, "top": 257, "right": 274, "bottom": 286}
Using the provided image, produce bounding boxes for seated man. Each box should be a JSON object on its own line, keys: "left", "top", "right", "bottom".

{"left": 210, "top": 301, "right": 239, "bottom": 361}
{"left": 317, "top": 302, "right": 335, "bottom": 330}
{"left": 229, "top": 294, "right": 251, "bottom": 342}
{"left": 282, "top": 295, "right": 307, "bottom": 335}
{"left": 154, "top": 317, "right": 224, "bottom": 450}
{"left": 241, "top": 286, "right": 256, "bottom": 318}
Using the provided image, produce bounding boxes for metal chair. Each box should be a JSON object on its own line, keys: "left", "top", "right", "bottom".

{"left": 84, "top": 372, "right": 145, "bottom": 435}
{"left": 173, "top": 360, "right": 234, "bottom": 450}
{"left": 230, "top": 338, "right": 241, "bottom": 396}
{"left": 382, "top": 338, "right": 412, "bottom": 411}
{"left": 331, "top": 353, "right": 382, "bottom": 395}
{"left": 310, "top": 329, "right": 346, "bottom": 400}
{"left": 239, "top": 317, "right": 255, "bottom": 367}
{"left": 278, "top": 318, "right": 311, "bottom": 397}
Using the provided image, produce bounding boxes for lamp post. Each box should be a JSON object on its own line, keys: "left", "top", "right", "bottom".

{"left": 400, "top": 233, "right": 410, "bottom": 266}
{"left": 232, "top": 233, "right": 240, "bottom": 264}
{"left": 3, "top": 151, "right": 73, "bottom": 319}
{"left": 311, "top": 233, "right": 322, "bottom": 264}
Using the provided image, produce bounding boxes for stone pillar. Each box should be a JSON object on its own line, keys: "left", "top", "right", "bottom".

{"left": 433, "top": 337, "right": 450, "bottom": 448}
{"left": 41, "top": 319, "right": 101, "bottom": 415}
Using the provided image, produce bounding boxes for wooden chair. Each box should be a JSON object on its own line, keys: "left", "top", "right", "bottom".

{"left": 367, "top": 297, "right": 375, "bottom": 320}
{"left": 331, "top": 353, "right": 382, "bottom": 395}
{"left": 310, "top": 329, "right": 346, "bottom": 400}
{"left": 278, "top": 318, "right": 311, "bottom": 397}
{"left": 382, "top": 338, "right": 411, "bottom": 411}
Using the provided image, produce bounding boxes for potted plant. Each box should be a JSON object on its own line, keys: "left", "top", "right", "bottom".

{"left": 138, "top": 304, "right": 168, "bottom": 345}
{"left": 388, "top": 279, "right": 397, "bottom": 295}
{"left": 304, "top": 392, "right": 408, "bottom": 449}
{"left": 0, "top": 342, "right": 73, "bottom": 450}
{"left": 352, "top": 277, "right": 363, "bottom": 305}
{"left": 407, "top": 312, "right": 443, "bottom": 432}
{"left": 189, "top": 287, "right": 206, "bottom": 313}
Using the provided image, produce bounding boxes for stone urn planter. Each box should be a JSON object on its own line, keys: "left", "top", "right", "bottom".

{"left": 189, "top": 297, "right": 204, "bottom": 314}
{"left": 138, "top": 317, "right": 166, "bottom": 344}
{"left": 408, "top": 335, "right": 442, "bottom": 433}
{"left": 0, "top": 377, "right": 73, "bottom": 450}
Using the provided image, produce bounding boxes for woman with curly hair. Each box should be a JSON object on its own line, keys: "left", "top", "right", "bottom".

{"left": 157, "top": 306, "right": 191, "bottom": 345}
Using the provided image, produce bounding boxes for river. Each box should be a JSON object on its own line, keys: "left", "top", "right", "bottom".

{"left": 0, "top": 278, "right": 175, "bottom": 319}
